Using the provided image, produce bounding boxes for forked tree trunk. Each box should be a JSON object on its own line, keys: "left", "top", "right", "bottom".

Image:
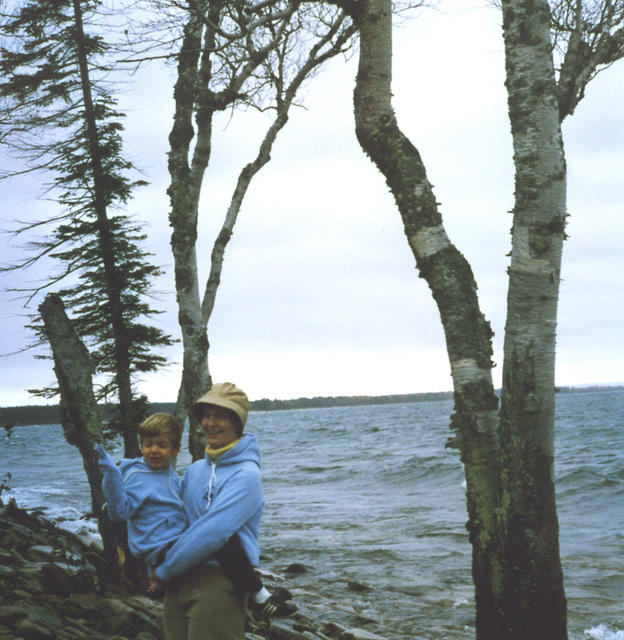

{"left": 350, "top": 0, "right": 567, "bottom": 636}
{"left": 167, "top": 3, "right": 353, "bottom": 459}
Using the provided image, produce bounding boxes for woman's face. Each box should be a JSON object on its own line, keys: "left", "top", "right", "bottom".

{"left": 198, "top": 405, "right": 240, "bottom": 449}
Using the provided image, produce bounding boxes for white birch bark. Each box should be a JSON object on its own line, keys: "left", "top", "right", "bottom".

{"left": 498, "top": 2, "right": 568, "bottom": 637}
{"left": 350, "top": 0, "right": 570, "bottom": 636}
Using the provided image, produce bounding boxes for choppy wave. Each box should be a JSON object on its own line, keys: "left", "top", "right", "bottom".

{"left": 3, "top": 389, "right": 623, "bottom": 640}
{"left": 581, "top": 625, "right": 624, "bottom": 640}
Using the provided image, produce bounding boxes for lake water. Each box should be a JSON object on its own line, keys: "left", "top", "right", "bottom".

{"left": 2, "top": 388, "right": 623, "bottom": 640}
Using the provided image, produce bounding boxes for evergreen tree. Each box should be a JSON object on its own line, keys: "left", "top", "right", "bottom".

{"left": 0, "top": 0, "right": 174, "bottom": 455}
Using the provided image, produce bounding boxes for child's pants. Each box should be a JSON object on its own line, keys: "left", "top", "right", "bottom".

{"left": 162, "top": 564, "right": 245, "bottom": 640}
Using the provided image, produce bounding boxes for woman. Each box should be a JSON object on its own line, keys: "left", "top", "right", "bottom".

{"left": 155, "top": 382, "right": 264, "bottom": 640}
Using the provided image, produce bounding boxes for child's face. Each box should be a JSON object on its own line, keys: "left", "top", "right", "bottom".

{"left": 141, "top": 434, "right": 179, "bottom": 470}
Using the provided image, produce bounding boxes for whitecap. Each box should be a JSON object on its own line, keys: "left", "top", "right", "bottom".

{"left": 584, "top": 624, "right": 624, "bottom": 640}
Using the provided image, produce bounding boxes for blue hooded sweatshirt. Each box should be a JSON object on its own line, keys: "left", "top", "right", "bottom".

{"left": 95, "top": 445, "right": 187, "bottom": 567}
{"left": 155, "top": 433, "right": 264, "bottom": 582}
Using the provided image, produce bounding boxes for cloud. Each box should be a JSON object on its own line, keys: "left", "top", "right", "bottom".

{"left": 1, "top": 1, "right": 623, "bottom": 405}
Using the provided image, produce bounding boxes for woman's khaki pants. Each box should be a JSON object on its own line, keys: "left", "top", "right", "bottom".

{"left": 162, "top": 565, "right": 245, "bottom": 640}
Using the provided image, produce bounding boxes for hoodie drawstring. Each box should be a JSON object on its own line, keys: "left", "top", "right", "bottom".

{"left": 206, "top": 461, "right": 216, "bottom": 509}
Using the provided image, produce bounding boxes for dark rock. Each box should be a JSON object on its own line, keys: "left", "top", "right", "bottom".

{"left": 40, "top": 563, "right": 73, "bottom": 597}
{"left": 23, "top": 606, "right": 63, "bottom": 630}
{"left": 0, "top": 605, "right": 29, "bottom": 626}
{"left": 74, "top": 568, "right": 96, "bottom": 593}
{"left": 268, "top": 619, "right": 319, "bottom": 640}
{"left": 339, "top": 629, "right": 386, "bottom": 640}
{"left": 272, "top": 586, "right": 294, "bottom": 602}
{"left": 16, "top": 570, "right": 45, "bottom": 595}
{"left": 56, "top": 592, "right": 99, "bottom": 617}
{"left": 26, "top": 546, "right": 56, "bottom": 562}
{"left": 284, "top": 563, "right": 310, "bottom": 575}
{"left": 346, "top": 581, "right": 371, "bottom": 593}
{"left": 15, "top": 618, "right": 55, "bottom": 640}
{"left": 98, "top": 597, "right": 162, "bottom": 637}
{"left": 99, "top": 598, "right": 143, "bottom": 634}
{"left": 320, "top": 622, "right": 346, "bottom": 638}
{"left": 0, "top": 565, "right": 14, "bottom": 579}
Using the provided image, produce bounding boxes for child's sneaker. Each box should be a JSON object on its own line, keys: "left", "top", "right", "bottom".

{"left": 247, "top": 594, "right": 298, "bottom": 621}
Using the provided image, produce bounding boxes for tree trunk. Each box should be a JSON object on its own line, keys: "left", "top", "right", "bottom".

{"left": 71, "top": 0, "right": 138, "bottom": 458}
{"left": 39, "top": 294, "right": 142, "bottom": 590}
{"left": 166, "top": 3, "right": 352, "bottom": 459}
{"left": 350, "top": 0, "right": 567, "bottom": 636}
{"left": 167, "top": 6, "right": 213, "bottom": 459}
{"left": 350, "top": 0, "right": 505, "bottom": 633}
{"left": 498, "top": 1, "right": 568, "bottom": 637}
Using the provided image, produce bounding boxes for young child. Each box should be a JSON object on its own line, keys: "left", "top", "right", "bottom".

{"left": 95, "top": 413, "right": 295, "bottom": 619}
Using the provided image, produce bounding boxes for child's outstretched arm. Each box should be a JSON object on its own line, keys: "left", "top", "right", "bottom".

{"left": 94, "top": 444, "right": 140, "bottom": 522}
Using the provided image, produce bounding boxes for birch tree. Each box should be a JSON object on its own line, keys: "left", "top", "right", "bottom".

{"left": 344, "top": 0, "right": 623, "bottom": 637}
{"left": 158, "top": 0, "right": 355, "bottom": 457}
{"left": 497, "top": 2, "right": 567, "bottom": 636}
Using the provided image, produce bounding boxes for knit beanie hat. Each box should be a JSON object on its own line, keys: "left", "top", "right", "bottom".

{"left": 193, "top": 382, "right": 249, "bottom": 430}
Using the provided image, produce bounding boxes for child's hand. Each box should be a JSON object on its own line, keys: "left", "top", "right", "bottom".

{"left": 94, "top": 444, "right": 116, "bottom": 470}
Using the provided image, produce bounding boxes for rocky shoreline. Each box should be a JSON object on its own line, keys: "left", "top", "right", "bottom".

{"left": 0, "top": 501, "right": 387, "bottom": 640}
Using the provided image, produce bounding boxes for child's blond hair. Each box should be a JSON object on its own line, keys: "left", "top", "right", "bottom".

{"left": 138, "top": 413, "right": 182, "bottom": 451}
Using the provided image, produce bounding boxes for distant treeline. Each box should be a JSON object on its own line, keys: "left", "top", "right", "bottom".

{"left": 250, "top": 391, "right": 454, "bottom": 411}
{"left": 1, "top": 385, "right": 620, "bottom": 427}
{"left": 0, "top": 403, "right": 176, "bottom": 428}
{"left": 1, "top": 392, "right": 454, "bottom": 427}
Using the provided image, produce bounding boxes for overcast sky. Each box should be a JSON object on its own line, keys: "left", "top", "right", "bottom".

{"left": 1, "top": 2, "right": 623, "bottom": 406}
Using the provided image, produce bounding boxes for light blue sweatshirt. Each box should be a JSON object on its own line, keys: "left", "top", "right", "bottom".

{"left": 155, "top": 433, "right": 264, "bottom": 582}
{"left": 95, "top": 445, "right": 188, "bottom": 567}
